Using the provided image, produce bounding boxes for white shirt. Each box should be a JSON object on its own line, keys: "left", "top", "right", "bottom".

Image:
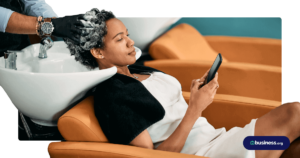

{"left": 141, "top": 71, "right": 226, "bottom": 155}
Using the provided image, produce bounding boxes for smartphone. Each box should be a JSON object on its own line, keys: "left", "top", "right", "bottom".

{"left": 200, "top": 53, "right": 222, "bottom": 88}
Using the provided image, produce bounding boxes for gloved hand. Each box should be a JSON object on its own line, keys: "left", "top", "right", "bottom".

{"left": 52, "top": 14, "right": 88, "bottom": 44}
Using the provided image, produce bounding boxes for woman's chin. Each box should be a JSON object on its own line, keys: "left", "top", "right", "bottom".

{"left": 129, "top": 59, "right": 137, "bottom": 65}
{"left": 130, "top": 60, "right": 136, "bottom": 65}
{"left": 126, "top": 56, "right": 137, "bottom": 65}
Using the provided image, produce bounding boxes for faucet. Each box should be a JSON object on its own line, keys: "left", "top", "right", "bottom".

{"left": 4, "top": 37, "right": 54, "bottom": 69}
{"left": 38, "top": 36, "right": 54, "bottom": 59}
{"left": 4, "top": 50, "right": 18, "bottom": 70}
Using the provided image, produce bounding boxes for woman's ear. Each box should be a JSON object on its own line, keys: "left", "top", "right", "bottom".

{"left": 90, "top": 48, "right": 104, "bottom": 59}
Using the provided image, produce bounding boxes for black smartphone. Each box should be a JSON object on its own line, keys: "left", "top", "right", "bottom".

{"left": 200, "top": 53, "right": 222, "bottom": 88}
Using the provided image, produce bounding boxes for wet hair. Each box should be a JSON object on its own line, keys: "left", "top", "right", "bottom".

{"left": 64, "top": 8, "right": 115, "bottom": 69}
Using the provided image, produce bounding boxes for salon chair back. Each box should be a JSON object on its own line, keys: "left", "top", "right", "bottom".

{"left": 49, "top": 94, "right": 299, "bottom": 158}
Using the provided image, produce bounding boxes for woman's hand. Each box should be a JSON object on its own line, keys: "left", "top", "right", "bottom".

{"left": 197, "top": 69, "right": 210, "bottom": 85}
{"left": 188, "top": 70, "right": 219, "bottom": 118}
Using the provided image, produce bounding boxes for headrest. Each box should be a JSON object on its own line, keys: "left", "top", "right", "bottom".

{"left": 149, "top": 23, "right": 228, "bottom": 62}
{"left": 58, "top": 96, "right": 109, "bottom": 142}
{"left": 118, "top": 17, "right": 181, "bottom": 51}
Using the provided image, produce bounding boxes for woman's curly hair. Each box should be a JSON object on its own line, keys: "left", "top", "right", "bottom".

{"left": 64, "top": 8, "right": 115, "bottom": 69}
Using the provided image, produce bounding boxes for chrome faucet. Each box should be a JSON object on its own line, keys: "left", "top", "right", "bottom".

{"left": 4, "top": 50, "right": 18, "bottom": 70}
{"left": 4, "top": 37, "right": 53, "bottom": 69}
{"left": 38, "top": 36, "right": 54, "bottom": 59}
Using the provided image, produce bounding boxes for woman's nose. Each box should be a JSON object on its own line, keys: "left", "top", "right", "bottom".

{"left": 127, "top": 37, "right": 135, "bottom": 47}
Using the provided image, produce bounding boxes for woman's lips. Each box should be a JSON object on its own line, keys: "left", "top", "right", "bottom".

{"left": 129, "top": 50, "right": 136, "bottom": 55}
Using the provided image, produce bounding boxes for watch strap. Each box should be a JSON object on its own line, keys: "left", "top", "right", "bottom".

{"left": 44, "top": 18, "right": 52, "bottom": 23}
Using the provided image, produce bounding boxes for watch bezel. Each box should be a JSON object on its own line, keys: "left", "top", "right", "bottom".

{"left": 41, "top": 22, "right": 54, "bottom": 34}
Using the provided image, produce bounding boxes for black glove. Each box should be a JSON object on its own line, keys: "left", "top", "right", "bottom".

{"left": 52, "top": 14, "right": 87, "bottom": 44}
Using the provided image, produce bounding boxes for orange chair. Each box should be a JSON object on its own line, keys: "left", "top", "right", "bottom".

{"left": 145, "top": 60, "right": 281, "bottom": 101}
{"left": 47, "top": 92, "right": 299, "bottom": 158}
{"left": 149, "top": 23, "right": 281, "bottom": 67}
{"left": 146, "top": 23, "right": 281, "bottom": 101}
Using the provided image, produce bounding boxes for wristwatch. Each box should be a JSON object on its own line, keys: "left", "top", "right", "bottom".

{"left": 40, "top": 18, "right": 54, "bottom": 36}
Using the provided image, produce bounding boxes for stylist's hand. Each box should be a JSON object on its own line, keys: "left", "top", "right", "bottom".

{"left": 52, "top": 14, "right": 87, "bottom": 44}
{"left": 188, "top": 71, "right": 219, "bottom": 118}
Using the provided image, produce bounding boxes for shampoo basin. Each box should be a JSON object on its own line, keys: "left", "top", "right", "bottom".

{"left": 0, "top": 41, "right": 141, "bottom": 126}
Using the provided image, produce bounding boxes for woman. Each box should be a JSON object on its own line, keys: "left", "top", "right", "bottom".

{"left": 64, "top": 8, "right": 300, "bottom": 158}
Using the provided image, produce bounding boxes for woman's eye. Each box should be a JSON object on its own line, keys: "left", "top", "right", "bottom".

{"left": 118, "top": 34, "right": 130, "bottom": 41}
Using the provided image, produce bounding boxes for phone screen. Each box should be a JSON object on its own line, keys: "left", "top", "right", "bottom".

{"left": 200, "top": 53, "right": 222, "bottom": 88}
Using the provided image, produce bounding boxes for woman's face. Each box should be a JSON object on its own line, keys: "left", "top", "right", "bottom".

{"left": 92, "top": 18, "right": 136, "bottom": 68}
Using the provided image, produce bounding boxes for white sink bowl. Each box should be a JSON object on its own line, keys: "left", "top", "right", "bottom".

{"left": 118, "top": 18, "right": 181, "bottom": 51}
{"left": 0, "top": 41, "right": 141, "bottom": 126}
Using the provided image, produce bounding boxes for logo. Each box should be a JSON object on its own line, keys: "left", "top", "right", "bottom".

{"left": 244, "top": 136, "right": 290, "bottom": 150}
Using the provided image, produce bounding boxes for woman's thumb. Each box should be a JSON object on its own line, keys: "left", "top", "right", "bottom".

{"left": 193, "top": 79, "right": 204, "bottom": 90}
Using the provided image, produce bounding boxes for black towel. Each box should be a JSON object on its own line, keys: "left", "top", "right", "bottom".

{"left": 93, "top": 64, "right": 166, "bottom": 145}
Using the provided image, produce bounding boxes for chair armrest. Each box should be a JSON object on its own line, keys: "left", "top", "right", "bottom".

{"left": 204, "top": 36, "right": 281, "bottom": 67}
{"left": 145, "top": 59, "right": 281, "bottom": 101}
{"left": 48, "top": 141, "right": 207, "bottom": 158}
{"left": 182, "top": 91, "right": 281, "bottom": 130}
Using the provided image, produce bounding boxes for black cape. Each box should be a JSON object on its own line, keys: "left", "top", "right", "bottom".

{"left": 93, "top": 64, "right": 166, "bottom": 145}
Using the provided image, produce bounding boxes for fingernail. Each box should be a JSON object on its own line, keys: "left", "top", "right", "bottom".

{"left": 216, "top": 72, "right": 218, "bottom": 74}
{"left": 196, "top": 79, "right": 200, "bottom": 82}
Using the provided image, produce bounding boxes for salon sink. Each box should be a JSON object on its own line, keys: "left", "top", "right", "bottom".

{"left": 0, "top": 41, "right": 141, "bottom": 126}
{"left": 119, "top": 18, "right": 181, "bottom": 51}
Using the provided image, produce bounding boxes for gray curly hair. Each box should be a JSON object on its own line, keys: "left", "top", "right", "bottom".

{"left": 64, "top": 8, "right": 115, "bottom": 69}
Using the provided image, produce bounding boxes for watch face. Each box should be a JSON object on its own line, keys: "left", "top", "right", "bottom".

{"left": 41, "top": 22, "right": 53, "bottom": 34}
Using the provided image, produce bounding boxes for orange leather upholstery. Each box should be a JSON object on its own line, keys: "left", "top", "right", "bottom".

{"left": 49, "top": 92, "right": 285, "bottom": 158}
{"left": 145, "top": 60, "right": 281, "bottom": 101}
{"left": 204, "top": 36, "right": 281, "bottom": 67}
{"left": 148, "top": 23, "right": 281, "bottom": 67}
{"left": 149, "top": 23, "right": 228, "bottom": 62}
{"left": 147, "top": 23, "right": 281, "bottom": 102}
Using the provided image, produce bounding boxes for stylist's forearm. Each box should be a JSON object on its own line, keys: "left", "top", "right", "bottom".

{"left": 156, "top": 107, "right": 200, "bottom": 153}
{"left": 6, "top": 12, "right": 36, "bottom": 34}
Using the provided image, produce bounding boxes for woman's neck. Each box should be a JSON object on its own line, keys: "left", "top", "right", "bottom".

{"left": 116, "top": 66, "right": 132, "bottom": 77}
{"left": 98, "top": 63, "right": 134, "bottom": 78}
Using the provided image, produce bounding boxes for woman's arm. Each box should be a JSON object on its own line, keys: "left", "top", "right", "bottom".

{"left": 129, "top": 129, "right": 154, "bottom": 149}
{"left": 155, "top": 108, "right": 199, "bottom": 152}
